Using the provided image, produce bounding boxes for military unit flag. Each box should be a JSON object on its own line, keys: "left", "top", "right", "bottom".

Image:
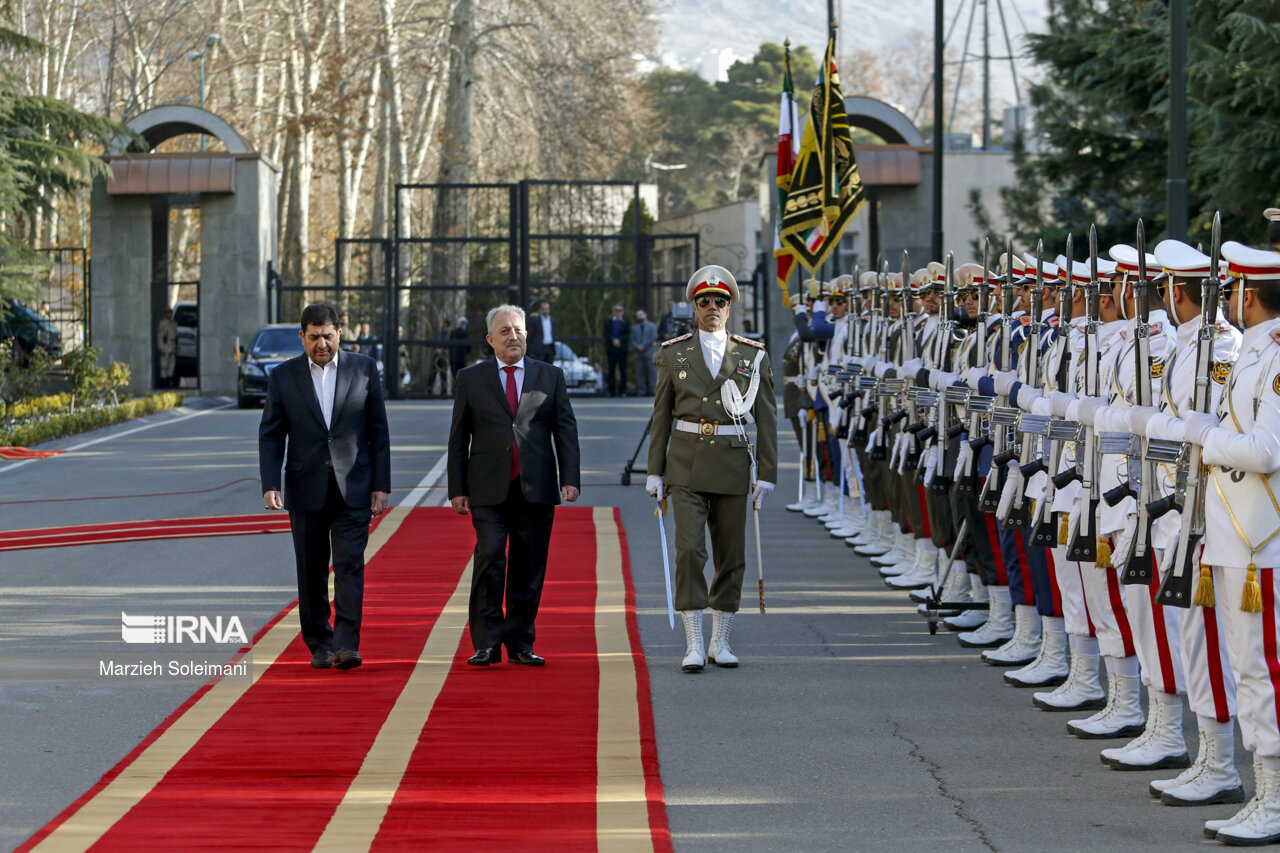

{"left": 773, "top": 41, "right": 801, "bottom": 301}
{"left": 777, "top": 33, "right": 865, "bottom": 281}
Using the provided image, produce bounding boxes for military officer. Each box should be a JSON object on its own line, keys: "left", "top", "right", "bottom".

{"left": 646, "top": 265, "right": 778, "bottom": 673}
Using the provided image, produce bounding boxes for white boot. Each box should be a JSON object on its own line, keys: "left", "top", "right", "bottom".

{"left": 680, "top": 610, "right": 706, "bottom": 673}
{"left": 1153, "top": 734, "right": 1208, "bottom": 797}
{"left": 825, "top": 501, "right": 854, "bottom": 529}
{"left": 828, "top": 504, "right": 865, "bottom": 538}
{"left": 786, "top": 480, "right": 818, "bottom": 513}
{"left": 1214, "top": 759, "right": 1280, "bottom": 844}
{"left": 845, "top": 510, "right": 886, "bottom": 548}
{"left": 1004, "top": 616, "right": 1069, "bottom": 687}
{"left": 982, "top": 605, "right": 1041, "bottom": 666}
{"left": 888, "top": 541, "right": 938, "bottom": 590}
{"left": 1068, "top": 671, "right": 1145, "bottom": 739}
{"left": 957, "top": 586, "right": 1013, "bottom": 648}
{"left": 707, "top": 609, "right": 739, "bottom": 668}
{"left": 871, "top": 527, "right": 912, "bottom": 567}
{"left": 1159, "top": 723, "right": 1245, "bottom": 806}
{"left": 854, "top": 512, "right": 894, "bottom": 556}
{"left": 913, "top": 551, "right": 967, "bottom": 604}
{"left": 1103, "top": 691, "right": 1189, "bottom": 770}
{"left": 1033, "top": 645, "right": 1105, "bottom": 712}
{"left": 943, "top": 576, "right": 989, "bottom": 631}
{"left": 806, "top": 490, "right": 839, "bottom": 518}
{"left": 879, "top": 531, "right": 920, "bottom": 577}
{"left": 1206, "top": 758, "right": 1266, "bottom": 839}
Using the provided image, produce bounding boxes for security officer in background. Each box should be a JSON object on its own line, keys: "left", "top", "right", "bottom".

{"left": 647, "top": 265, "right": 778, "bottom": 673}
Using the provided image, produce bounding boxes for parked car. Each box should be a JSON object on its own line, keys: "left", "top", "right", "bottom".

{"left": 236, "top": 324, "right": 303, "bottom": 408}
{"left": 552, "top": 341, "right": 599, "bottom": 393}
{"left": 173, "top": 301, "right": 198, "bottom": 377}
{"left": 0, "top": 298, "right": 62, "bottom": 362}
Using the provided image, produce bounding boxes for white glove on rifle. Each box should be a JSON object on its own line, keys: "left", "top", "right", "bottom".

{"left": 1126, "top": 405, "right": 1161, "bottom": 438}
{"left": 965, "top": 366, "right": 986, "bottom": 391}
{"left": 1075, "top": 396, "right": 1106, "bottom": 428}
{"left": 996, "top": 462, "right": 1021, "bottom": 520}
{"left": 645, "top": 474, "right": 665, "bottom": 498}
{"left": 1182, "top": 411, "right": 1220, "bottom": 446}
{"left": 751, "top": 480, "right": 775, "bottom": 509}
{"left": 1048, "top": 390, "right": 1074, "bottom": 418}
{"left": 993, "top": 370, "right": 1018, "bottom": 397}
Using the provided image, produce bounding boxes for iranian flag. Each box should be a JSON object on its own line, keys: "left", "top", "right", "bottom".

{"left": 773, "top": 41, "right": 800, "bottom": 303}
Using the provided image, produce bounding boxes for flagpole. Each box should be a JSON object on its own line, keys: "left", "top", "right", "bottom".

{"left": 931, "top": 0, "right": 944, "bottom": 260}
{"left": 827, "top": 1, "right": 836, "bottom": 283}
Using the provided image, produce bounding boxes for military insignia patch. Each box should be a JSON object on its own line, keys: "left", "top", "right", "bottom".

{"left": 678, "top": 370, "right": 687, "bottom": 380}
{"left": 1018, "top": 340, "right": 1027, "bottom": 357}
{"left": 1048, "top": 316, "right": 1060, "bottom": 328}
{"left": 1272, "top": 328, "right": 1280, "bottom": 346}
{"left": 1150, "top": 358, "right": 1165, "bottom": 379}
{"left": 1019, "top": 316, "right": 1031, "bottom": 326}
{"left": 1274, "top": 373, "right": 1280, "bottom": 396}
{"left": 735, "top": 364, "right": 752, "bottom": 377}
{"left": 1212, "top": 361, "right": 1232, "bottom": 384}
{"left": 1149, "top": 322, "right": 1163, "bottom": 336}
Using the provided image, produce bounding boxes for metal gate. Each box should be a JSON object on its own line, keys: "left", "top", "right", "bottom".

{"left": 35, "top": 247, "right": 89, "bottom": 354}
{"left": 308, "top": 181, "right": 707, "bottom": 398}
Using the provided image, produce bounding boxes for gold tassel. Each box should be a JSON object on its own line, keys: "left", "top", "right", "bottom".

{"left": 1058, "top": 513, "right": 1069, "bottom": 546}
{"left": 817, "top": 421, "right": 827, "bottom": 441}
{"left": 1193, "top": 564, "right": 1216, "bottom": 608}
{"left": 653, "top": 497, "right": 668, "bottom": 517}
{"left": 1242, "top": 562, "right": 1264, "bottom": 614}
{"left": 1096, "top": 538, "right": 1112, "bottom": 569}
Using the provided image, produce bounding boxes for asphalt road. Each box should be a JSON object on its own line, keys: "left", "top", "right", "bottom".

{"left": 0, "top": 395, "right": 1239, "bottom": 851}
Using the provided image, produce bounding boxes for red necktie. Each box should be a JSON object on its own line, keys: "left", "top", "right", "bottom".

{"left": 503, "top": 365, "right": 520, "bottom": 479}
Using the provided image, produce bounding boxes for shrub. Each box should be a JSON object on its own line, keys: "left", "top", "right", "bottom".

{"left": 0, "top": 392, "right": 184, "bottom": 447}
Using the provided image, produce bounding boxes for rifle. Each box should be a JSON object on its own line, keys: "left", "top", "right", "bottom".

{"left": 929, "top": 254, "right": 957, "bottom": 494}
{"left": 1029, "top": 237, "right": 1076, "bottom": 547}
{"left": 1004, "top": 242, "right": 1046, "bottom": 530}
{"left": 957, "top": 242, "right": 994, "bottom": 495}
{"left": 1066, "top": 227, "right": 1102, "bottom": 562}
{"left": 980, "top": 242, "right": 1018, "bottom": 513}
{"left": 1156, "top": 212, "right": 1222, "bottom": 607}
{"left": 1121, "top": 220, "right": 1157, "bottom": 584}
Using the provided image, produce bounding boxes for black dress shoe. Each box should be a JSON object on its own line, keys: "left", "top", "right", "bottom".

{"left": 512, "top": 650, "right": 545, "bottom": 667}
{"left": 311, "top": 649, "right": 333, "bottom": 669}
{"left": 467, "top": 648, "right": 500, "bottom": 666}
{"left": 333, "top": 649, "right": 362, "bottom": 670}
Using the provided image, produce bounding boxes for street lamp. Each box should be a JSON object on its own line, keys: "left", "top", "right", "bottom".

{"left": 643, "top": 153, "right": 687, "bottom": 219}
{"left": 187, "top": 33, "right": 220, "bottom": 150}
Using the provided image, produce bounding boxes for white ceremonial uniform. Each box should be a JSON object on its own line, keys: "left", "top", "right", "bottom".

{"left": 1147, "top": 312, "right": 1242, "bottom": 723}
{"left": 1197, "top": 317, "right": 1280, "bottom": 758}
{"left": 1094, "top": 309, "right": 1183, "bottom": 696}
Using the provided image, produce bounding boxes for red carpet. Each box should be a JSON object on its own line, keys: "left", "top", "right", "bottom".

{"left": 0, "top": 514, "right": 292, "bottom": 551}
{"left": 0, "top": 446, "right": 63, "bottom": 459}
{"left": 20, "top": 506, "right": 671, "bottom": 852}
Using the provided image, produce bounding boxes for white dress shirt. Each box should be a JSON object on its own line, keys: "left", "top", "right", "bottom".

{"left": 309, "top": 350, "right": 339, "bottom": 428}
{"left": 540, "top": 315, "right": 553, "bottom": 346}
{"left": 698, "top": 328, "right": 727, "bottom": 377}
{"left": 498, "top": 357, "right": 526, "bottom": 403}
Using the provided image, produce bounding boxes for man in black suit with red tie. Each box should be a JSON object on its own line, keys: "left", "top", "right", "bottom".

{"left": 448, "top": 304, "right": 581, "bottom": 666}
{"left": 259, "top": 304, "right": 391, "bottom": 671}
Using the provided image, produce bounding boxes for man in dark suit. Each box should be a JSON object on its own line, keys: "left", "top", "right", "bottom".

{"left": 526, "top": 300, "right": 556, "bottom": 363}
{"left": 448, "top": 304, "right": 581, "bottom": 667}
{"left": 603, "top": 302, "right": 629, "bottom": 396}
{"left": 259, "top": 304, "right": 391, "bottom": 671}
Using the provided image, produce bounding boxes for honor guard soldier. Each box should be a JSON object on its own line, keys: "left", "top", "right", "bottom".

{"left": 1149, "top": 242, "right": 1280, "bottom": 843}
{"left": 647, "top": 265, "right": 778, "bottom": 672}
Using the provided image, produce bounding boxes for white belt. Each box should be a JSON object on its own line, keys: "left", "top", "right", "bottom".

{"left": 675, "top": 419, "right": 738, "bottom": 436}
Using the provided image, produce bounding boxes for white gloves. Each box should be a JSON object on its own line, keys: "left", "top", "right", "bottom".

{"left": 1075, "top": 396, "right": 1106, "bottom": 428}
{"left": 752, "top": 480, "right": 775, "bottom": 509}
{"left": 873, "top": 361, "right": 890, "bottom": 379}
{"left": 794, "top": 303, "right": 809, "bottom": 316}
{"left": 1016, "top": 385, "right": 1044, "bottom": 412}
{"left": 954, "top": 440, "right": 973, "bottom": 479}
{"left": 901, "top": 358, "right": 923, "bottom": 377}
{"left": 1182, "top": 412, "right": 1220, "bottom": 446}
{"left": 1145, "top": 411, "right": 1182, "bottom": 442}
{"left": 813, "top": 299, "right": 828, "bottom": 314}
{"left": 1048, "top": 390, "right": 1074, "bottom": 418}
{"left": 996, "top": 462, "right": 1020, "bottom": 520}
{"left": 861, "top": 354, "right": 878, "bottom": 371}
{"left": 1126, "top": 405, "right": 1161, "bottom": 438}
{"left": 993, "top": 370, "right": 1018, "bottom": 397}
{"left": 928, "top": 370, "right": 958, "bottom": 391}
{"left": 645, "top": 474, "right": 665, "bottom": 498}
{"left": 1030, "top": 395, "right": 1053, "bottom": 417}
{"left": 966, "top": 366, "right": 987, "bottom": 391}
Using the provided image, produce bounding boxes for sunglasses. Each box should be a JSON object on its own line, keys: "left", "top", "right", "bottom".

{"left": 695, "top": 296, "right": 729, "bottom": 309}
{"left": 828, "top": 296, "right": 848, "bottom": 304}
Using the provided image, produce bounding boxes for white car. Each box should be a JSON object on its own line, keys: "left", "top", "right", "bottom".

{"left": 553, "top": 341, "right": 599, "bottom": 393}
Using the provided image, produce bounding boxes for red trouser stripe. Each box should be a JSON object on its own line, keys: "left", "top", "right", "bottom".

{"left": 1013, "top": 526, "right": 1034, "bottom": 606}
{"left": 1105, "top": 550, "right": 1136, "bottom": 657}
{"left": 984, "top": 513, "right": 1008, "bottom": 585}
{"left": 1262, "top": 569, "right": 1280, "bottom": 741}
{"left": 916, "top": 484, "right": 931, "bottom": 540}
{"left": 1080, "top": 563, "right": 1097, "bottom": 637}
{"left": 1045, "top": 547, "right": 1063, "bottom": 617}
{"left": 1203, "top": 594, "right": 1232, "bottom": 724}
{"left": 1146, "top": 551, "right": 1178, "bottom": 695}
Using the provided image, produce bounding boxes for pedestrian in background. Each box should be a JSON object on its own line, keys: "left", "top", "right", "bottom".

{"left": 631, "top": 308, "right": 658, "bottom": 396}
{"left": 604, "top": 302, "right": 629, "bottom": 396}
{"left": 527, "top": 300, "right": 556, "bottom": 363}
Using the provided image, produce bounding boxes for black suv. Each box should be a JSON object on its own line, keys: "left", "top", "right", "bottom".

{"left": 0, "top": 299, "right": 62, "bottom": 362}
{"left": 237, "top": 324, "right": 304, "bottom": 408}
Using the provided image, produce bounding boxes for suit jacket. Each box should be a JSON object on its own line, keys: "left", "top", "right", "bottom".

{"left": 604, "top": 316, "right": 629, "bottom": 352}
{"left": 648, "top": 333, "right": 778, "bottom": 495}
{"left": 526, "top": 314, "right": 555, "bottom": 362}
{"left": 259, "top": 352, "right": 391, "bottom": 513}
{"left": 631, "top": 320, "right": 658, "bottom": 356}
{"left": 448, "top": 358, "right": 581, "bottom": 507}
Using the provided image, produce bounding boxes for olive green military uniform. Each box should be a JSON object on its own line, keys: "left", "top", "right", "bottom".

{"left": 648, "top": 332, "right": 778, "bottom": 612}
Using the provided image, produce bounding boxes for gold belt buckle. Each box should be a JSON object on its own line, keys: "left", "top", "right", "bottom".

{"left": 700, "top": 422, "right": 715, "bottom": 436}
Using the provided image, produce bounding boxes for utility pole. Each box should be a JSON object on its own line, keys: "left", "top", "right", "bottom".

{"left": 982, "top": 0, "right": 991, "bottom": 150}
{"left": 187, "top": 33, "right": 220, "bottom": 151}
{"left": 1167, "top": 0, "right": 1188, "bottom": 239}
{"left": 932, "top": 0, "right": 944, "bottom": 260}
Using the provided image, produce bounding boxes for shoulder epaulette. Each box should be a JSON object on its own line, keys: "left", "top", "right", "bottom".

{"left": 731, "top": 333, "right": 765, "bottom": 349}
{"left": 661, "top": 332, "right": 694, "bottom": 348}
